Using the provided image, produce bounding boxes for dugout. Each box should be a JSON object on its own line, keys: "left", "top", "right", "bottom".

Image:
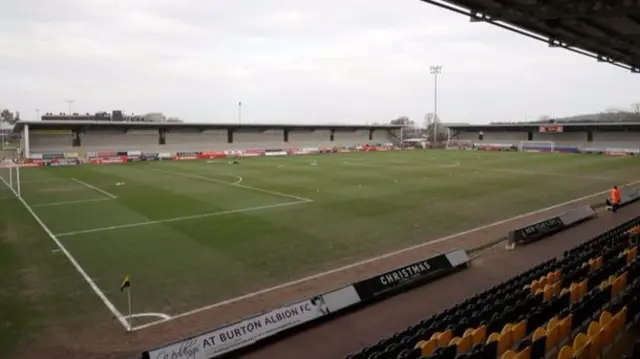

{"left": 11, "top": 121, "right": 402, "bottom": 158}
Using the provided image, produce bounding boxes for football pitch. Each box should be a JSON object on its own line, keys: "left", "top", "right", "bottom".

{"left": 1, "top": 150, "right": 639, "bottom": 352}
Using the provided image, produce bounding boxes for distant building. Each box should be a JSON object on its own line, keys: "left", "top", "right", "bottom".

{"left": 40, "top": 110, "right": 182, "bottom": 123}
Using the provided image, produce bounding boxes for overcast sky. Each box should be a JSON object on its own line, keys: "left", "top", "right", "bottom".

{"left": 2, "top": 0, "right": 640, "bottom": 125}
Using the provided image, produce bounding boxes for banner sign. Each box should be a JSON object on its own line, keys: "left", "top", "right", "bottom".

{"left": 127, "top": 150, "right": 142, "bottom": 157}
{"left": 145, "top": 298, "right": 329, "bottom": 359}
{"left": 64, "top": 152, "right": 79, "bottom": 158}
{"left": 29, "top": 153, "right": 44, "bottom": 160}
{"left": 244, "top": 149, "right": 265, "bottom": 157}
{"left": 98, "top": 151, "right": 118, "bottom": 157}
{"left": 198, "top": 152, "right": 227, "bottom": 159}
{"left": 175, "top": 152, "right": 198, "bottom": 160}
{"left": 158, "top": 153, "right": 174, "bottom": 159}
{"left": 620, "top": 187, "right": 640, "bottom": 206}
{"left": 352, "top": 249, "right": 468, "bottom": 301}
{"left": 42, "top": 152, "right": 65, "bottom": 160}
{"left": 90, "top": 156, "right": 127, "bottom": 164}
{"left": 264, "top": 151, "right": 287, "bottom": 157}
{"left": 539, "top": 125, "right": 563, "bottom": 133}
{"left": 48, "top": 159, "right": 81, "bottom": 167}
{"left": 558, "top": 206, "right": 597, "bottom": 226}
{"left": 508, "top": 205, "right": 596, "bottom": 246}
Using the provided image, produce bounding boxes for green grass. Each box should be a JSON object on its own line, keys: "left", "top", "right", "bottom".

{"left": 1, "top": 150, "right": 639, "bottom": 356}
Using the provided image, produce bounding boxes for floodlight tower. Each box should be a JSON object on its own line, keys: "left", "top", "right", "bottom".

{"left": 430, "top": 65, "right": 442, "bottom": 145}
{"left": 65, "top": 99, "right": 75, "bottom": 119}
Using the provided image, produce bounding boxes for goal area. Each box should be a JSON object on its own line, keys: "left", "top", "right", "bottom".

{"left": 0, "top": 163, "right": 21, "bottom": 198}
{"left": 445, "top": 139, "right": 473, "bottom": 150}
{"left": 518, "top": 141, "right": 555, "bottom": 153}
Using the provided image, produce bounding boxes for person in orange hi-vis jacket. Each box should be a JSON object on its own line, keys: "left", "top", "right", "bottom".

{"left": 609, "top": 185, "right": 621, "bottom": 213}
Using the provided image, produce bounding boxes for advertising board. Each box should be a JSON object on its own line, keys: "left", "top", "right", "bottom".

{"left": 144, "top": 298, "right": 329, "bottom": 359}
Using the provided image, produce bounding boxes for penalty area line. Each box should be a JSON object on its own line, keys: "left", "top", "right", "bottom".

{"left": 55, "top": 200, "right": 312, "bottom": 237}
{"left": 129, "top": 178, "right": 640, "bottom": 332}
{"left": 32, "top": 198, "right": 112, "bottom": 208}
{"left": 151, "top": 169, "right": 312, "bottom": 202}
{"left": 71, "top": 178, "right": 118, "bottom": 199}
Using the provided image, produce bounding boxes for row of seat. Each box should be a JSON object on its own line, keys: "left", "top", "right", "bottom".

{"left": 344, "top": 217, "right": 640, "bottom": 359}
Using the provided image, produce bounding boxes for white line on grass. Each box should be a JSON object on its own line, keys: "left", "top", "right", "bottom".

{"left": 19, "top": 178, "right": 69, "bottom": 184}
{"left": 55, "top": 200, "right": 311, "bottom": 237}
{"left": 464, "top": 166, "right": 620, "bottom": 181}
{"left": 151, "top": 169, "right": 312, "bottom": 202}
{"left": 71, "top": 178, "right": 118, "bottom": 199}
{"left": 31, "top": 198, "right": 112, "bottom": 208}
{"left": 0, "top": 176, "right": 131, "bottom": 330}
{"left": 129, "top": 178, "right": 640, "bottom": 331}
{"left": 129, "top": 312, "right": 172, "bottom": 320}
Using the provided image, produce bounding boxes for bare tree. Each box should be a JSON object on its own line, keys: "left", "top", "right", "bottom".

{"left": 632, "top": 103, "right": 640, "bottom": 118}
{"left": 1, "top": 109, "right": 15, "bottom": 124}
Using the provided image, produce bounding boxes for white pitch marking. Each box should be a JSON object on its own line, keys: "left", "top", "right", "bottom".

{"left": 0, "top": 176, "right": 130, "bottom": 330}
{"left": 19, "top": 178, "right": 69, "bottom": 184}
{"left": 129, "top": 178, "right": 640, "bottom": 331}
{"left": 232, "top": 176, "right": 243, "bottom": 185}
{"left": 71, "top": 178, "right": 118, "bottom": 199}
{"left": 151, "top": 169, "right": 313, "bottom": 202}
{"left": 129, "top": 312, "right": 172, "bottom": 320}
{"left": 464, "top": 166, "right": 619, "bottom": 181}
{"left": 55, "top": 200, "right": 311, "bottom": 237}
{"left": 32, "top": 198, "right": 112, "bottom": 208}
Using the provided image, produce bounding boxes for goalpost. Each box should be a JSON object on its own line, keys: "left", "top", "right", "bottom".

{"left": 518, "top": 141, "right": 556, "bottom": 153}
{"left": 0, "top": 162, "right": 21, "bottom": 198}
{"left": 445, "top": 139, "right": 473, "bottom": 150}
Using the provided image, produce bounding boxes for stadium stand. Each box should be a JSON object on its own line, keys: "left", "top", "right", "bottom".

{"left": 18, "top": 121, "right": 401, "bottom": 157}
{"left": 448, "top": 123, "right": 640, "bottom": 154}
{"left": 343, "top": 218, "right": 640, "bottom": 359}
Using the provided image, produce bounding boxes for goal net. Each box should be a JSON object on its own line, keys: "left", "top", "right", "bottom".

{"left": 518, "top": 141, "right": 555, "bottom": 153}
{"left": 0, "top": 162, "right": 21, "bottom": 198}
{"left": 445, "top": 139, "right": 473, "bottom": 150}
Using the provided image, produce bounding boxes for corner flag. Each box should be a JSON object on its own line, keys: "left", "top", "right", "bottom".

{"left": 120, "top": 275, "right": 131, "bottom": 292}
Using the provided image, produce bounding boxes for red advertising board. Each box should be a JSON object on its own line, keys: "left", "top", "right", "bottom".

{"left": 174, "top": 156, "right": 198, "bottom": 161}
{"left": 90, "top": 156, "right": 127, "bottom": 164}
{"left": 198, "top": 152, "right": 227, "bottom": 159}
{"left": 97, "top": 151, "right": 118, "bottom": 157}
{"left": 539, "top": 125, "right": 563, "bottom": 133}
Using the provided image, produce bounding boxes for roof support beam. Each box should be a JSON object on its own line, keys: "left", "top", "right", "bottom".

{"left": 470, "top": 3, "right": 640, "bottom": 23}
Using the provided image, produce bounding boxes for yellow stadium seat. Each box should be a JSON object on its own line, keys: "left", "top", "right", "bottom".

{"left": 587, "top": 322, "right": 602, "bottom": 358}
{"left": 599, "top": 311, "right": 613, "bottom": 326}
{"left": 472, "top": 326, "right": 487, "bottom": 345}
{"left": 545, "top": 324, "right": 560, "bottom": 352}
{"left": 487, "top": 332, "right": 501, "bottom": 343}
{"left": 457, "top": 335, "right": 472, "bottom": 354}
{"left": 511, "top": 320, "right": 526, "bottom": 344}
{"left": 556, "top": 345, "right": 574, "bottom": 359}
{"left": 572, "top": 333, "right": 590, "bottom": 359}
{"left": 418, "top": 338, "right": 438, "bottom": 357}
{"left": 501, "top": 350, "right": 516, "bottom": 359}
{"left": 497, "top": 332, "right": 512, "bottom": 357}
{"left": 516, "top": 346, "right": 531, "bottom": 359}
{"left": 532, "top": 327, "right": 546, "bottom": 341}
{"left": 437, "top": 330, "right": 452, "bottom": 347}
{"left": 558, "top": 315, "right": 572, "bottom": 342}
{"left": 463, "top": 328, "right": 475, "bottom": 338}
